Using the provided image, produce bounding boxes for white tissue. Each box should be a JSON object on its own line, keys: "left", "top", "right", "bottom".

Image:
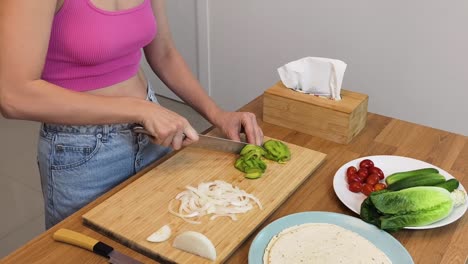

{"left": 277, "top": 57, "right": 347, "bottom": 100}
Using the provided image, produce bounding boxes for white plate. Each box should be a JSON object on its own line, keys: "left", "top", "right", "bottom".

{"left": 333, "top": 155, "right": 467, "bottom": 229}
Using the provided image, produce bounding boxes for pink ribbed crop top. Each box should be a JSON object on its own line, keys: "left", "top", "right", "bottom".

{"left": 41, "top": 0, "right": 157, "bottom": 92}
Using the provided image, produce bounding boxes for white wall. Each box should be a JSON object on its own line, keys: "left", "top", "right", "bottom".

{"left": 206, "top": 0, "right": 468, "bottom": 135}
{"left": 142, "top": 0, "right": 201, "bottom": 101}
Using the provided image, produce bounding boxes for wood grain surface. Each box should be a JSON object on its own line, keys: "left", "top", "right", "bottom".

{"left": 264, "top": 82, "right": 368, "bottom": 113}
{"left": 1, "top": 95, "right": 467, "bottom": 264}
{"left": 263, "top": 82, "right": 368, "bottom": 143}
{"left": 82, "top": 138, "right": 326, "bottom": 263}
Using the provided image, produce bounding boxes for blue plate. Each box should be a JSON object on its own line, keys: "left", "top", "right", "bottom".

{"left": 249, "top": 211, "right": 413, "bottom": 264}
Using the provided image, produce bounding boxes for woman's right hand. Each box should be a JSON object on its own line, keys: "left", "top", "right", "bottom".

{"left": 138, "top": 101, "right": 199, "bottom": 150}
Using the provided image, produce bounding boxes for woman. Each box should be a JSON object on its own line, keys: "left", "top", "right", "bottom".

{"left": 0, "top": 0, "right": 263, "bottom": 229}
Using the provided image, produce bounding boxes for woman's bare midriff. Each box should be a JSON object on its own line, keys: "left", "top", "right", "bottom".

{"left": 85, "top": 68, "right": 149, "bottom": 99}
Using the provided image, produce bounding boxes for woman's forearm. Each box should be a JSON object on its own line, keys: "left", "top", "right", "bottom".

{"left": 144, "top": 47, "right": 224, "bottom": 124}
{"left": 0, "top": 79, "right": 148, "bottom": 125}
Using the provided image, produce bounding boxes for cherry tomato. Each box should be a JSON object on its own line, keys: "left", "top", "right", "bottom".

{"left": 369, "top": 167, "right": 384, "bottom": 180}
{"left": 357, "top": 168, "right": 369, "bottom": 181}
{"left": 357, "top": 167, "right": 368, "bottom": 175}
{"left": 347, "top": 174, "right": 361, "bottom": 184}
{"left": 362, "top": 184, "right": 375, "bottom": 196}
{"left": 357, "top": 172, "right": 367, "bottom": 182}
{"left": 359, "top": 159, "right": 374, "bottom": 169}
{"left": 346, "top": 166, "right": 358, "bottom": 177}
{"left": 349, "top": 182, "right": 363, "bottom": 193}
{"left": 366, "top": 174, "right": 380, "bottom": 185}
{"left": 374, "top": 183, "right": 387, "bottom": 191}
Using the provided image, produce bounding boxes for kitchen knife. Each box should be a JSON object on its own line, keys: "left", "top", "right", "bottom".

{"left": 53, "top": 228, "right": 142, "bottom": 264}
{"left": 132, "top": 126, "right": 248, "bottom": 154}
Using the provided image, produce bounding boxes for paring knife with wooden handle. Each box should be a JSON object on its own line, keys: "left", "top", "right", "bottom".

{"left": 53, "top": 228, "right": 142, "bottom": 264}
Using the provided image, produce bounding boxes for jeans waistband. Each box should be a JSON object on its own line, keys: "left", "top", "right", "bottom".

{"left": 42, "top": 123, "right": 135, "bottom": 134}
{"left": 42, "top": 82, "right": 156, "bottom": 135}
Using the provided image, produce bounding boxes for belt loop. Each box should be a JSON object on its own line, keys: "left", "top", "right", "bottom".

{"left": 145, "top": 84, "right": 151, "bottom": 101}
{"left": 101, "top": 125, "right": 109, "bottom": 142}
{"left": 40, "top": 123, "right": 48, "bottom": 138}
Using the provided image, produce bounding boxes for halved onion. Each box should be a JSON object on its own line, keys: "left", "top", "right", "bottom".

{"left": 168, "top": 180, "right": 262, "bottom": 224}
{"left": 173, "top": 231, "right": 217, "bottom": 261}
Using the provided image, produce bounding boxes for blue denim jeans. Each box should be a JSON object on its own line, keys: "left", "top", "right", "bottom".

{"left": 37, "top": 84, "right": 172, "bottom": 229}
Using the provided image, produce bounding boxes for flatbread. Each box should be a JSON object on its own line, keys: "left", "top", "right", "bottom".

{"left": 263, "top": 223, "right": 391, "bottom": 264}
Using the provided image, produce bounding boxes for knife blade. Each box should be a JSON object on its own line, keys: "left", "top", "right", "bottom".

{"left": 53, "top": 228, "right": 143, "bottom": 264}
{"left": 132, "top": 126, "right": 248, "bottom": 154}
{"left": 193, "top": 133, "right": 248, "bottom": 153}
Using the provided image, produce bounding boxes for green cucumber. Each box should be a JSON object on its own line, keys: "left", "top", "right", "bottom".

{"left": 385, "top": 168, "right": 439, "bottom": 185}
{"left": 387, "top": 173, "right": 446, "bottom": 191}
{"left": 434, "top": 179, "right": 460, "bottom": 192}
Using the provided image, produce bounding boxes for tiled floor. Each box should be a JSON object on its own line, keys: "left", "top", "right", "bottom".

{"left": 0, "top": 96, "right": 211, "bottom": 259}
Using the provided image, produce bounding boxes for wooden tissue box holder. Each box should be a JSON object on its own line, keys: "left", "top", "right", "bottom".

{"left": 263, "top": 82, "right": 368, "bottom": 144}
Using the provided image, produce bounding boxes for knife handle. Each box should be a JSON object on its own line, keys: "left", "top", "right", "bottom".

{"left": 133, "top": 126, "right": 187, "bottom": 141}
{"left": 53, "top": 228, "right": 114, "bottom": 258}
{"left": 132, "top": 126, "right": 153, "bottom": 137}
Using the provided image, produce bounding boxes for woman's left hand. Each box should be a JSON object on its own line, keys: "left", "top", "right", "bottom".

{"left": 212, "top": 111, "right": 264, "bottom": 146}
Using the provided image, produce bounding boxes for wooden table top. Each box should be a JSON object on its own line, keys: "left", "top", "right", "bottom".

{"left": 1, "top": 96, "right": 467, "bottom": 264}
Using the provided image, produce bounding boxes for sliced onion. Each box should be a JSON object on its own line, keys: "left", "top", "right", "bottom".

{"left": 168, "top": 200, "right": 201, "bottom": 224}
{"left": 168, "top": 180, "right": 262, "bottom": 224}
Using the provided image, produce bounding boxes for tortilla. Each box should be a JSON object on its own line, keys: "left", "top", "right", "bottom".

{"left": 263, "top": 223, "right": 391, "bottom": 264}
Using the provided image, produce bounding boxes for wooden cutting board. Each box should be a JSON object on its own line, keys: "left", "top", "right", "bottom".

{"left": 82, "top": 137, "right": 326, "bottom": 263}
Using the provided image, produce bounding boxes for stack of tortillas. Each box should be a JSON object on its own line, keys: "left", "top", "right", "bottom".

{"left": 263, "top": 223, "right": 392, "bottom": 263}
